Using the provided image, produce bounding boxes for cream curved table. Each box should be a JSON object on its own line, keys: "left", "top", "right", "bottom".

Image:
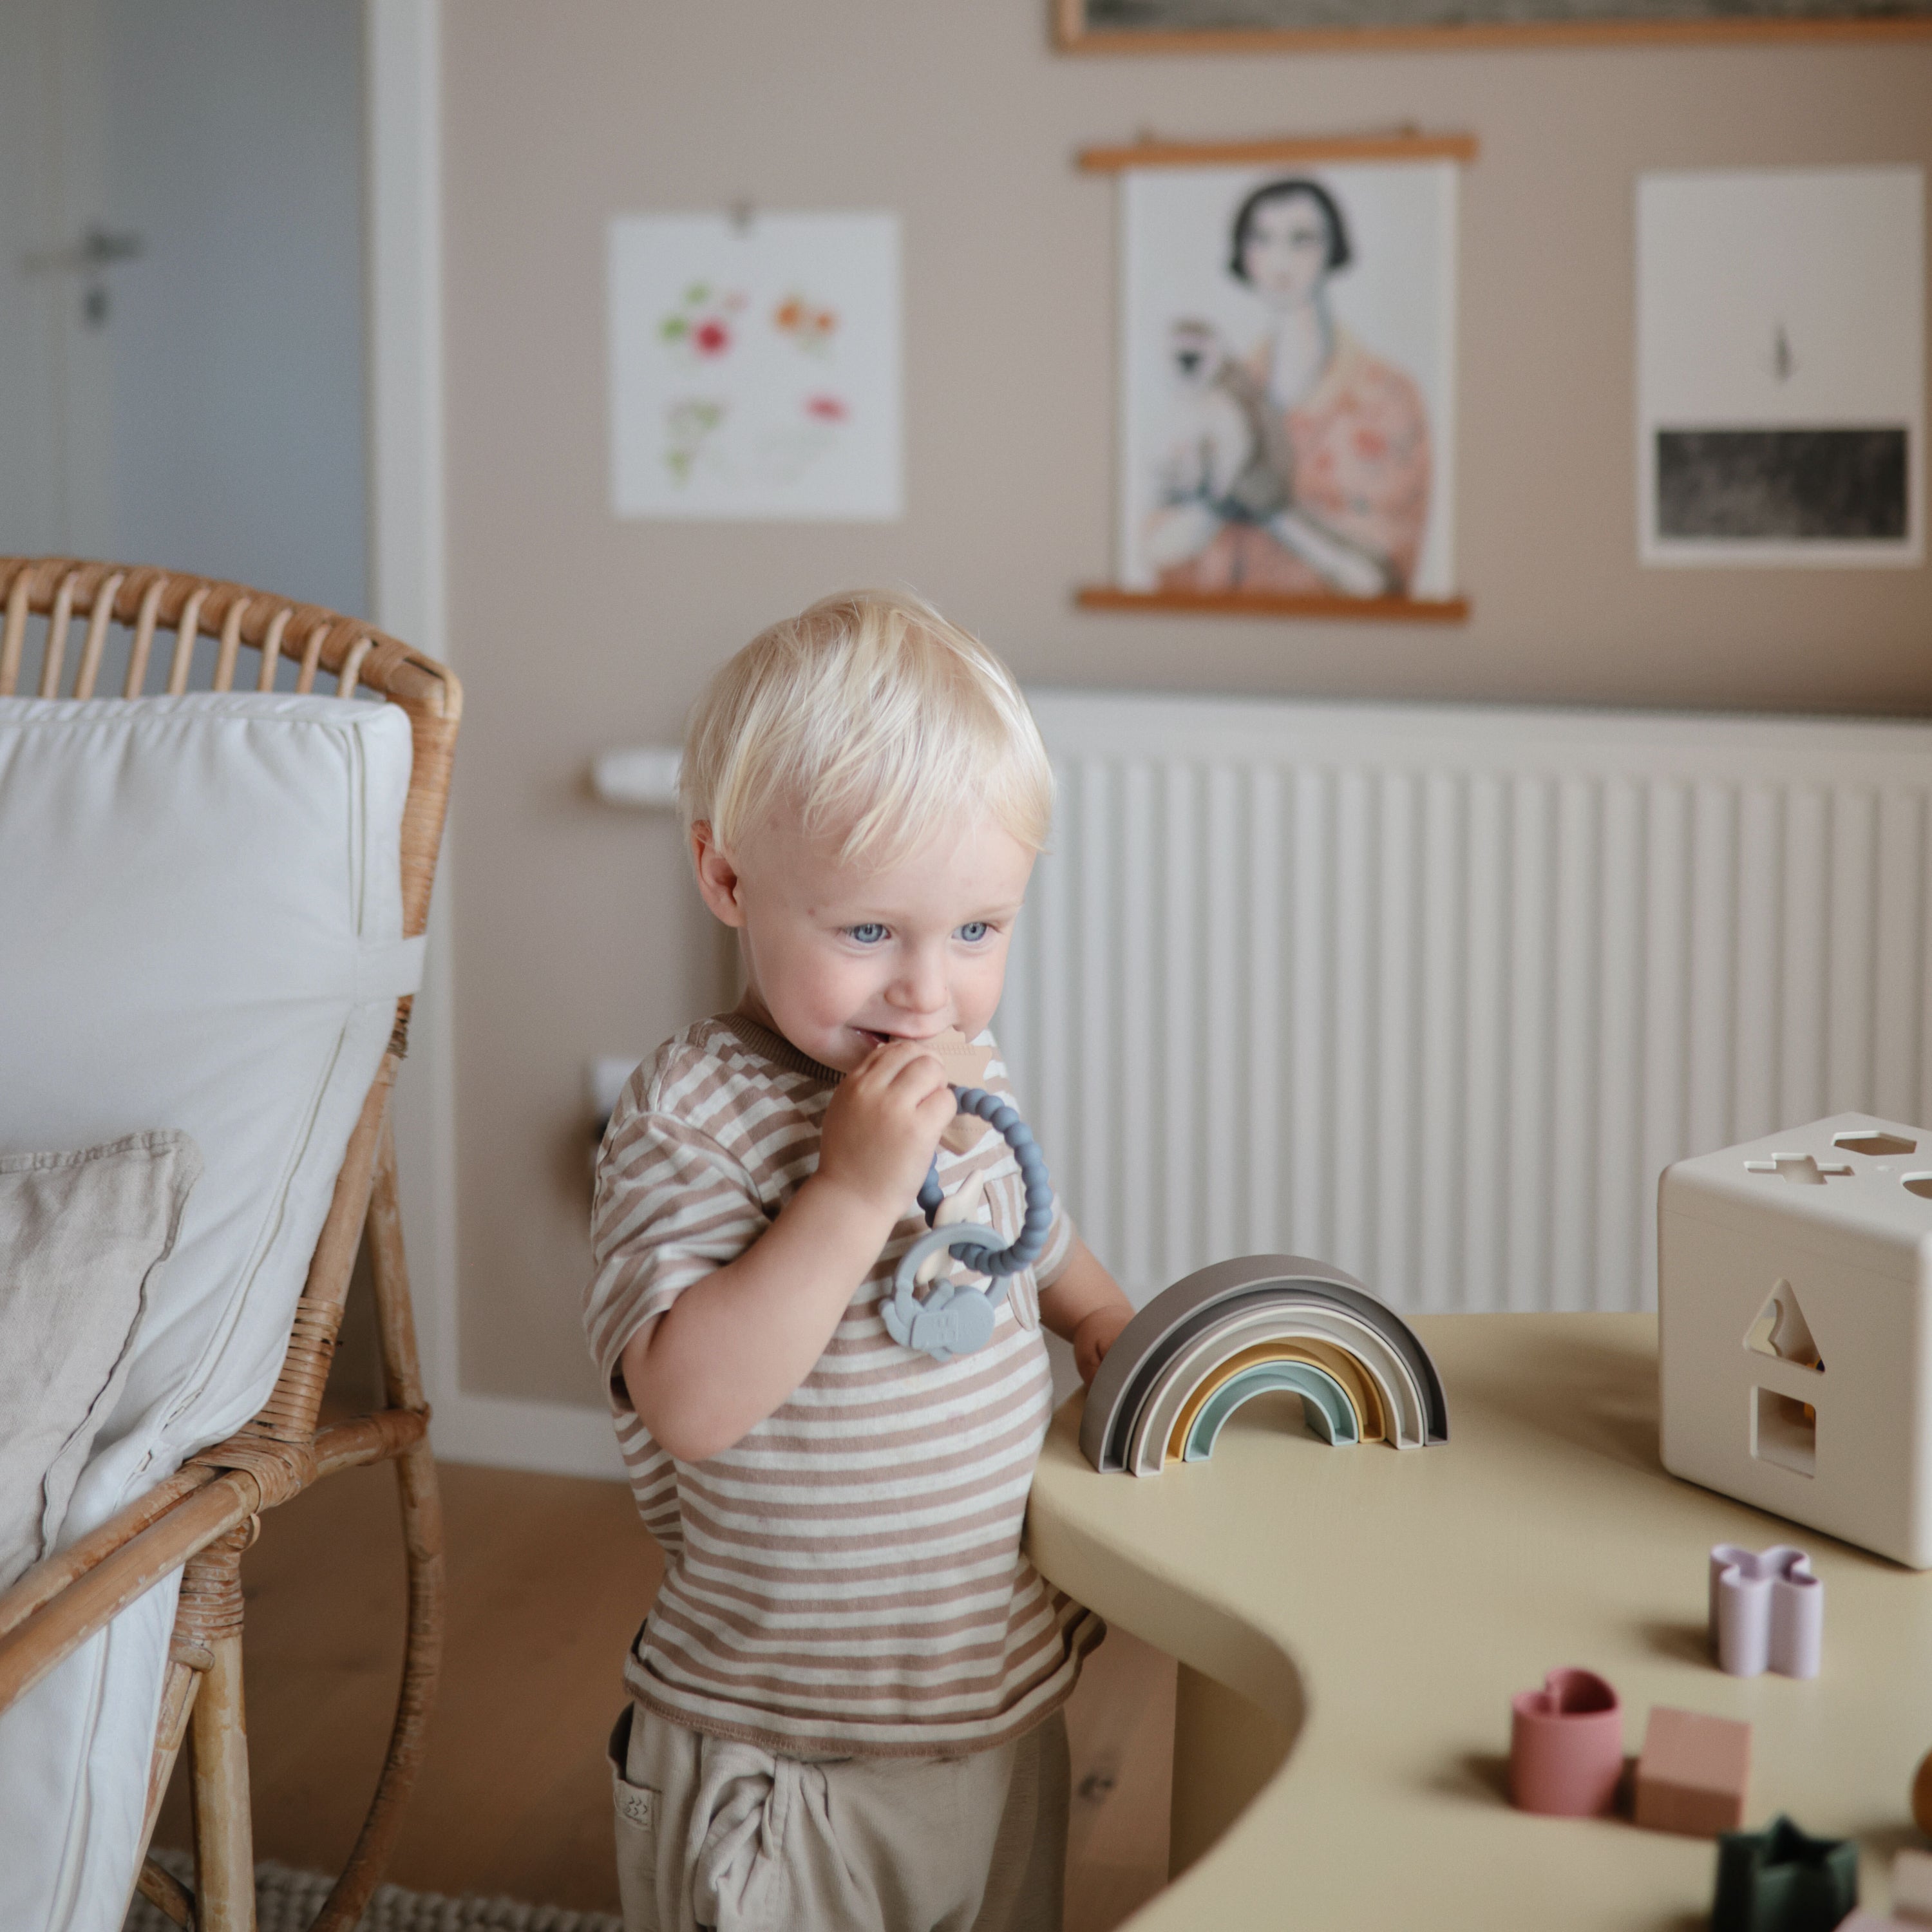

{"left": 1027, "top": 1312, "right": 1932, "bottom": 1929}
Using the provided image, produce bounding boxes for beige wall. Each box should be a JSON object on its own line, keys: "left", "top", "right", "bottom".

{"left": 442, "top": 1, "right": 1932, "bottom": 1406}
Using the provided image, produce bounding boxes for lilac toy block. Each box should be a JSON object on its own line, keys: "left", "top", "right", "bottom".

{"left": 1709, "top": 1544, "right": 1824, "bottom": 1679}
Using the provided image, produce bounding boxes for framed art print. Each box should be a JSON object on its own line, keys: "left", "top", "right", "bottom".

{"left": 1637, "top": 168, "right": 1923, "bottom": 567}
{"left": 1079, "top": 134, "right": 1468, "bottom": 621}
{"left": 1056, "top": 0, "right": 1932, "bottom": 56}
{"left": 609, "top": 211, "right": 903, "bottom": 522}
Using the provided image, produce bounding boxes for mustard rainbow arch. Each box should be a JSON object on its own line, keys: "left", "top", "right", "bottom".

{"left": 1079, "top": 1255, "right": 1450, "bottom": 1475}
{"left": 1165, "top": 1338, "right": 1385, "bottom": 1459}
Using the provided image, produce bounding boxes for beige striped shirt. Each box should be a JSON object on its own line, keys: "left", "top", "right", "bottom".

{"left": 585, "top": 1013, "right": 1102, "bottom": 1757}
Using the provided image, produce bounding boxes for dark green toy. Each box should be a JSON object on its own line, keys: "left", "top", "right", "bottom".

{"left": 1710, "top": 1815, "right": 1858, "bottom": 1932}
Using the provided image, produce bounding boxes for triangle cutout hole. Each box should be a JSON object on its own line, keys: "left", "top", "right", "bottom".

{"left": 1744, "top": 1279, "right": 1824, "bottom": 1372}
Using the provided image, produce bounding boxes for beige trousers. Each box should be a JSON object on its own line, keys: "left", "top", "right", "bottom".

{"left": 608, "top": 1702, "right": 1068, "bottom": 1932}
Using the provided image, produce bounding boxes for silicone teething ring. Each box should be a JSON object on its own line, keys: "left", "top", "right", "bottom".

{"left": 916, "top": 1086, "right": 1055, "bottom": 1276}
{"left": 889, "top": 1085, "right": 1056, "bottom": 1361}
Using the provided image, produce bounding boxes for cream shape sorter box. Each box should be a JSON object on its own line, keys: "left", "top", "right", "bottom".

{"left": 1659, "top": 1113, "right": 1932, "bottom": 1569}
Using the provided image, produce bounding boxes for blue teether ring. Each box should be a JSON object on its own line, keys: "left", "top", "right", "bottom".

{"left": 886, "top": 1086, "right": 1054, "bottom": 1363}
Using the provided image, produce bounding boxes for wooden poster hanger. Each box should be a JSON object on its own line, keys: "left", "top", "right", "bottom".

{"left": 1077, "top": 129, "right": 1479, "bottom": 172}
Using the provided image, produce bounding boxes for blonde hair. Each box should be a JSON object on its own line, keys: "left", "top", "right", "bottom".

{"left": 680, "top": 589, "right": 1052, "bottom": 871}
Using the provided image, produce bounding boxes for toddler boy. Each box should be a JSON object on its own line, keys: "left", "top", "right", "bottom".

{"left": 585, "top": 591, "right": 1137, "bottom": 1932}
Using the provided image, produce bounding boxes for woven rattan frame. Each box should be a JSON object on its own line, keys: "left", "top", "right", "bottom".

{"left": 0, "top": 557, "right": 462, "bottom": 1932}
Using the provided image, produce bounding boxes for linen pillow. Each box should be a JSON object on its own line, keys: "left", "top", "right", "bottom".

{"left": 0, "top": 1132, "right": 202, "bottom": 1593}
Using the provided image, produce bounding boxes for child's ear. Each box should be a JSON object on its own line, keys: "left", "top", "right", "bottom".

{"left": 690, "top": 821, "right": 748, "bottom": 928}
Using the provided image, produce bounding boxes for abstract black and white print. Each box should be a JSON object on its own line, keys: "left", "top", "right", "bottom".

{"left": 1637, "top": 168, "right": 1923, "bottom": 567}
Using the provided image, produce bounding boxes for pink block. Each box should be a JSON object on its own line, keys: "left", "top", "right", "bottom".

{"left": 1895, "top": 1847, "right": 1932, "bottom": 1923}
{"left": 1632, "top": 1705, "right": 1750, "bottom": 1834}
{"left": 1510, "top": 1668, "right": 1625, "bottom": 1817}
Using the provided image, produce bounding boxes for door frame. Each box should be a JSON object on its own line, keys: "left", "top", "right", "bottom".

{"left": 366, "top": 0, "right": 622, "bottom": 1476}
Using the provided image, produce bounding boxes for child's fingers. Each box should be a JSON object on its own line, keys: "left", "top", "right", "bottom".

{"left": 849, "top": 1036, "right": 933, "bottom": 1090}
{"left": 846, "top": 1037, "right": 951, "bottom": 1105}
{"left": 829, "top": 1044, "right": 952, "bottom": 1146}
{"left": 861, "top": 1055, "right": 955, "bottom": 1146}
{"left": 911, "top": 1081, "right": 958, "bottom": 1133}
{"left": 834, "top": 1048, "right": 900, "bottom": 1112}
{"left": 880, "top": 1046, "right": 953, "bottom": 1102}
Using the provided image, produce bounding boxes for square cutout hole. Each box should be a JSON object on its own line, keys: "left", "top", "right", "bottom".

{"left": 1753, "top": 1388, "right": 1816, "bottom": 1477}
{"left": 1835, "top": 1130, "right": 1917, "bottom": 1158}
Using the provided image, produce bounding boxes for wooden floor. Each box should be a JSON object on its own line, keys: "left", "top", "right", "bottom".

{"left": 154, "top": 1457, "right": 1173, "bottom": 1927}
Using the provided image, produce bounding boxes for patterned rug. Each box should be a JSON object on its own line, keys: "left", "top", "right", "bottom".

{"left": 124, "top": 1848, "right": 622, "bottom": 1932}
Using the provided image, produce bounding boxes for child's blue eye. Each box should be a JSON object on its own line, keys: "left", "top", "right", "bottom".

{"left": 847, "top": 922, "right": 888, "bottom": 944}
{"left": 956, "top": 921, "right": 990, "bottom": 943}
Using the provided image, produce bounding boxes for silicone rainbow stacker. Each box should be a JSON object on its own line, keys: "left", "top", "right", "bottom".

{"left": 883, "top": 1062, "right": 1056, "bottom": 1364}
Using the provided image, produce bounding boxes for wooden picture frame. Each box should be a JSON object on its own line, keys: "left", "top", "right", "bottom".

{"left": 1086, "top": 132, "right": 1470, "bottom": 624}
{"left": 1056, "top": 0, "right": 1932, "bottom": 56}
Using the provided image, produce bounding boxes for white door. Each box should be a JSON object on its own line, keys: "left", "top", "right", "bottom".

{"left": 0, "top": 0, "right": 115, "bottom": 559}
{"left": 0, "top": 0, "right": 367, "bottom": 614}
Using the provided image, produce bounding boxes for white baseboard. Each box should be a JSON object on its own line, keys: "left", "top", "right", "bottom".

{"left": 428, "top": 1389, "right": 628, "bottom": 1480}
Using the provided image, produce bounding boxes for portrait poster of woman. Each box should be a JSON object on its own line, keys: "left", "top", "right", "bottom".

{"left": 1113, "top": 151, "right": 1461, "bottom": 611}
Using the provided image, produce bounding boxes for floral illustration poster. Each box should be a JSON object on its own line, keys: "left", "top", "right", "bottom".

{"left": 1119, "top": 159, "right": 1457, "bottom": 602}
{"left": 609, "top": 211, "right": 902, "bottom": 521}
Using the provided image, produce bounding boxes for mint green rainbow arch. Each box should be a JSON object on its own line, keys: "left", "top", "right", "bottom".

{"left": 1182, "top": 1361, "right": 1360, "bottom": 1460}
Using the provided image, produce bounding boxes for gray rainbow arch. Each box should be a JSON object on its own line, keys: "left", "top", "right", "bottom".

{"left": 1079, "top": 1255, "right": 1450, "bottom": 1475}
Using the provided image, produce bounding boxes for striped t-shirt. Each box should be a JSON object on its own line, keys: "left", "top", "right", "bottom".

{"left": 584, "top": 1012, "right": 1103, "bottom": 1757}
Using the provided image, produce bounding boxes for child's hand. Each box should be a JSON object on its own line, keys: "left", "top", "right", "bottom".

{"left": 815, "top": 1039, "right": 957, "bottom": 1220}
{"left": 1072, "top": 1303, "right": 1135, "bottom": 1387}
{"left": 1038, "top": 1240, "right": 1137, "bottom": 1386}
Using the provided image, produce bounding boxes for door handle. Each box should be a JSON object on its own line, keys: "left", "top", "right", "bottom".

{"left": 21, "top": 225, "right": 145, "bottom": 274}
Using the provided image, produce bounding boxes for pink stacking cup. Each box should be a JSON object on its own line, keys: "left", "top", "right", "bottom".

{"left": 1508, "top": 1667, "right": 1624, "bottom": 1816}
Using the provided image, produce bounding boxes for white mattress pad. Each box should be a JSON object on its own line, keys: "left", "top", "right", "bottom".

{"left": 0, "top": 694, "right": 422, "bottom": 1932}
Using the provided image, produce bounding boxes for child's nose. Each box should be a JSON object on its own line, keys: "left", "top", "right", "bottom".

{"left": 886, "top": 947, "right": 949, "bottom": 1016}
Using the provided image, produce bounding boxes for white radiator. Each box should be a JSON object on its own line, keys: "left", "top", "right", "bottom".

{"left": 998, "top": 691, "right": 1932, "bottom": 1314}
